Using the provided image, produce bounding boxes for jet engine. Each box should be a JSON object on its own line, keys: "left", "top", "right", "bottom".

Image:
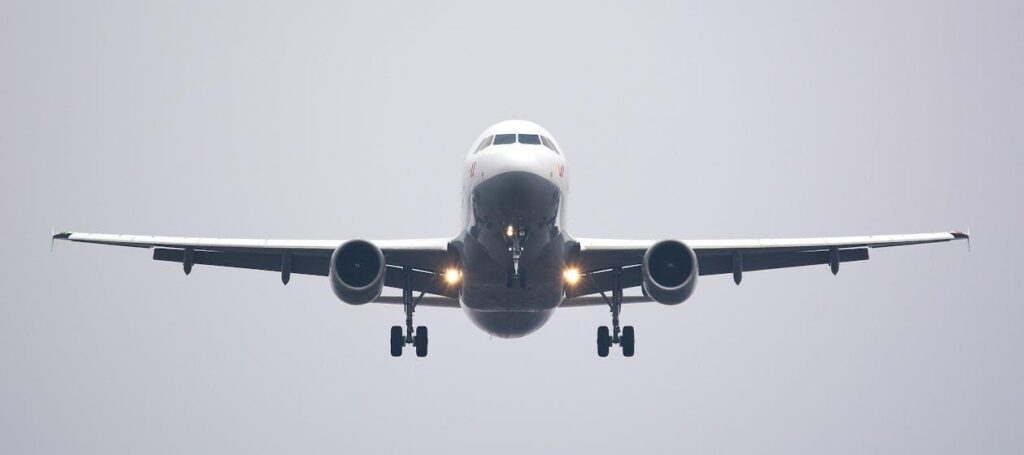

{"left": 642, "top": 240, "right": 698, "bottom": 305}
{"left": 330, "top": 240, "right": 386, "bottom": 305}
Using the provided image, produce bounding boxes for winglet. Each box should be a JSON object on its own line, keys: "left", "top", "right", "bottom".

{"left": 952, "top": 229, "right": 970, "bottom": 252}
{"left": 51, "top": 229, "right": 72, "bottom": 253}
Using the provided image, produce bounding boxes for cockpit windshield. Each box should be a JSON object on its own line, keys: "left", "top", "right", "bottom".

{"left": 540, "top": 136, "right": 557, "bottom": 153}
{"left": 517, "top": 134, "right": 541, "bottom": 145}
{"left": 475, "top": 133, "right": 560, "bottom": 154}
{"left": 475, "top": 135, "right": 493, "bottom": 152}
{"left": 493, "top": 134, "right": 517, "bottom": 145}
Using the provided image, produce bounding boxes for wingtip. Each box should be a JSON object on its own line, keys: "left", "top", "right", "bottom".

{"left": 52, "top": 231, "right": 72, "bottom": 240}
{"left": 952, "top": 229, "right": 971, "bottom": 252}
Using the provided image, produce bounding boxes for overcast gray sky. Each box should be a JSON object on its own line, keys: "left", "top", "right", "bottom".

{"left": 2, "top": 0, "right": 1022, "bottom": 453}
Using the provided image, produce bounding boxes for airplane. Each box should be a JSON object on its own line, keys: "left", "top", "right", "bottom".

{"left": 52, "top": 120, "right": 969, "bottom": 358}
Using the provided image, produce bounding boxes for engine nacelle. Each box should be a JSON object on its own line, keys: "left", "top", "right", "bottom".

{"left": 329, "top": 240, "right": 386, "bottom": 305}
{"left": 642, "top": 240, "right": 698, "bottom": 305}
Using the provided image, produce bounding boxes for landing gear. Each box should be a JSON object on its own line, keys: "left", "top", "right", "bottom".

{"left": 510, "top": 225, "right": 526, "bottom": 276}
{"left": 596, "top": 267, "right": 635, "bottom": 357}
{"left": 621, "top": 326, "right": 635, "bottom": 357}
{"left": 506, "top": 223, "right": 528, "bottom": 288}
{"left": 390, "top": 326, "right": 404, "bottom": 357}
{"left": 597, "top": 326, "right": 611, "bottom": 357}
{"left": 390, "top": 267, "right": 429, "bottom": 357}
{"left": 414, "top": 326, "right": 428, "bottom": 358}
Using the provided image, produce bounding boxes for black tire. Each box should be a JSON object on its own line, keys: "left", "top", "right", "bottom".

{"left": 414, "top": 326, "right": 429, "bottom": 357}
{"left": 621, "top": 326, "right": 635, "bottom": 357}
{"left": 597, "top": 326, "right": 611, "bottom": 357}
{"left": 390, "top": 326, "right": 403, "bottom": 357}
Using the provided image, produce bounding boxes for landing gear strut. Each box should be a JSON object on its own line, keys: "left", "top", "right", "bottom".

{"left": 506, "top": 224, "right": 528, "bottom": 288}
{"left": 597, "top": 267, "right": 635, "bottom": 357}
{"left": 391, "top": 266, "right": 428, "bottom": 357}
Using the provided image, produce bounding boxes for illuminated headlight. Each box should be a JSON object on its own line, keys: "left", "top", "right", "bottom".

{"left": 506, "top": 225, "right": 515, "bottom": 237}
{"left": 444, "top": 268, "right": 462, "bottom": 285}
{"left": 563, "top": 267, "right": 581, "bottom": 285}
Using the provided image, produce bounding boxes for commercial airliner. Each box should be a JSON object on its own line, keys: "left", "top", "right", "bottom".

{"left": 53, "top": 120, "right": 969, "bottom": 357}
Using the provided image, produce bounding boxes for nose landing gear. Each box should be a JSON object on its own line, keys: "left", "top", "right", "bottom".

{"left": 506, "top": 224, "right": 528, "bottom": 288}
{"left": 390, "top": 266, "right": 429, "bottom": 357}
{"left": 596, "top": 267, "right": 635, "bottom": 357}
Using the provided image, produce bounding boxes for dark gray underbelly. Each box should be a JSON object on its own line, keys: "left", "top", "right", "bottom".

{"left": 463, "top": 308, "right": 555, "bottom": 339}
{"left": 457, "top": 171, "right": 569, "bottom": 338}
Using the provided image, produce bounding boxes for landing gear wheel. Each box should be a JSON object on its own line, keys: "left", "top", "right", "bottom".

{"left": 597, "top": 326, "right": 611, "bottom": 357}
{"left": 390, "top": 326, "right": 404, "bottom": 357}
{"left": 414, "top": 326, "right": 429, "bottom": 357}
{"left": 621, "top": 326, "right": 635, "bottom": 357}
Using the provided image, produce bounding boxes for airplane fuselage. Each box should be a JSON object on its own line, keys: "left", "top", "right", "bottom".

{"left": 457, "top": 121, "right": 570, "bottom": 338}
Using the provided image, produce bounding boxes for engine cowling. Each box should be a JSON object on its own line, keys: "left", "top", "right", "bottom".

{"left": 642, "top": 240, "right": 698, "bottom": 305}
{"left": 330, "top": 240, "right": 386, "bottom": 305}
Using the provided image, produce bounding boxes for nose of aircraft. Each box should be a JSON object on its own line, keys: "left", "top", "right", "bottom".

{"left": 473, "top": 144, "right": 561, "bottom": 182}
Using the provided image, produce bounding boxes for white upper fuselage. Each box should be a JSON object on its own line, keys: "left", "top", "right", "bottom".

{"left": 462, "top": 120, "right": 569, "bottom": 231}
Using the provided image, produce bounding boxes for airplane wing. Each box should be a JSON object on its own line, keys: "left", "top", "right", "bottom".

{"left": 567, "top": 231, "right": 969, "bottom": 300}
{"left": 52, "top": 231, "right": 460, "bottom": 300}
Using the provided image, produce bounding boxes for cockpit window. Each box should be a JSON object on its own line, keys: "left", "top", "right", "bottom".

{"left": 517, "top": 134, "right": 541, "bottom": 145}
{"left": 486, "top": 133, "right": 558, "bottom": 152}
{"left": 540, "top": 136, "right": 558, "bottom": 153}
{"left": 475, "top": 135, "right": 493, "bottom": 153}
{"left": 493, "top": 134, "right": 517, "bottom": 145}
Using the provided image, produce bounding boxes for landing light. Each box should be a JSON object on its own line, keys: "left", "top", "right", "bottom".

{"left": 506, "top": 225, "right": 515, "bottom": 238}
{"left": 563, "top": 267, "right": 581, "bottom": 285}
{"left": 444, "top": 268, "right": 462, "bottom": 285}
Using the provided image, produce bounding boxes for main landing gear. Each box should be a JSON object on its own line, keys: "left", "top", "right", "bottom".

{"left": 596, "top": 267, "right": 635, "bottom": 357}
{"left": 390, "top": 267, "right": 428, "bottom": 357}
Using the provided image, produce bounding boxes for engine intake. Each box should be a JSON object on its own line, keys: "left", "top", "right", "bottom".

{"left": 642, "top": 240, "right": 698, "bottom": 305}
{"left": 330, "top": 240, "right": 386, "bottom": 305}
